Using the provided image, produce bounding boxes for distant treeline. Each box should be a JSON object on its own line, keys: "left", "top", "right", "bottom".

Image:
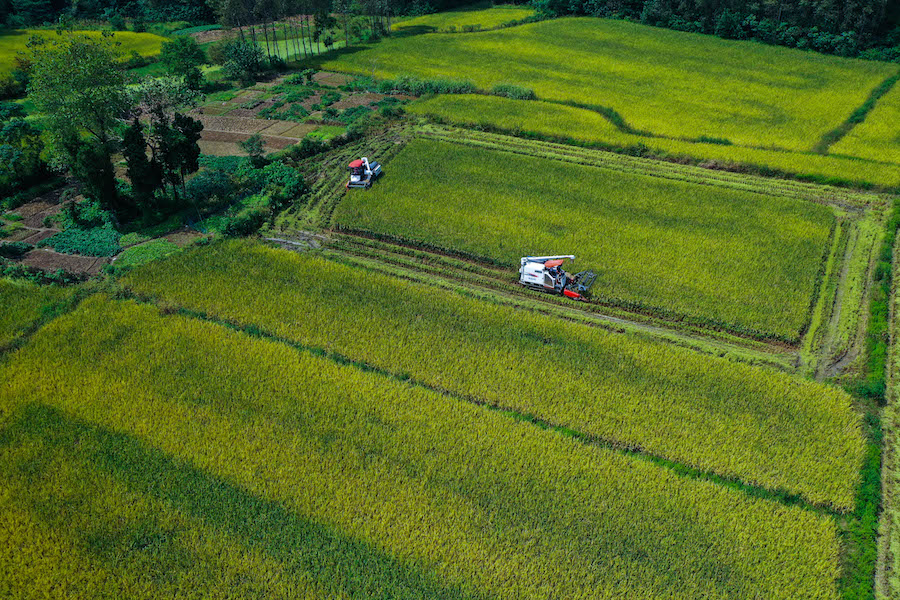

{"left": 532, "top": 0, "right": 900, "bottom": 60}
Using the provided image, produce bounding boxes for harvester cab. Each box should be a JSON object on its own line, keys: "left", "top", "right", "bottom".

{"left": 519, "top": 255, "right": 597, "bottom": 300}
{"left": 347, "top": 157, "right": 382, "bottom": 189}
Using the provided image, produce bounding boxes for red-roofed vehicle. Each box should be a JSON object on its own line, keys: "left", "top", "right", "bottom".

{"left": 347, "top": 157, "right": 383, "bottom": 189}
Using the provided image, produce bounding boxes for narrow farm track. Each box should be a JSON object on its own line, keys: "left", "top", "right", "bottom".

{"left": 325, "top": 231, "right": 795, "bottom": 366}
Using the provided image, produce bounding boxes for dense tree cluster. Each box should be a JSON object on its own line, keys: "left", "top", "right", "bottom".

{"left": 533, "top": 0, "right": 900, "bottom": 59}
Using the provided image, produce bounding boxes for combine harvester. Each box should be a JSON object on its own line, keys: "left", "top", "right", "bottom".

{"left": 519, "top": 255, "right": 596, "bottom": 300}
{"left": 347, "top": 157, "right": 382, "bottom": 189}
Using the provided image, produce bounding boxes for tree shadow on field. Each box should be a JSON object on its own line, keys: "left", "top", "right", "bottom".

{"left": 0, "top": 404, "right": 488, "bottom": 600}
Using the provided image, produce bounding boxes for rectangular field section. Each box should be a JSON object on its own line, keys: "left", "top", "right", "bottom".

{"left": 0, "top": 296, "right": 842, "bottom": 599}
{"left": 831, "top": 80, "right": 900, "bottom": 166}
{"left": 333, "top": 137, "right": 835, "bottom": 341}
{"left": 321, "top": 17, "right": 895, "bottom": 150}
{"left": 124, "top": 242, "right": 864, "bottom": 510}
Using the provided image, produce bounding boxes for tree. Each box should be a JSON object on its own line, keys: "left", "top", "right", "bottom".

{"left": 0, "top": 103, "right": 44, "bottom": 194}
{"left": 222, "top": 37, "right": 265, "bottom": 82}
{"left": 239, "top": 133, "right": 266, "bottom": 166}
{"left": 28, "top": 33, "right": 130, "bottom": 214}
{"left": 160, "top": 36, "right": 206, "bottom": 90}
{"left": 122, "top": 118, "right": 162, "bottom": 213}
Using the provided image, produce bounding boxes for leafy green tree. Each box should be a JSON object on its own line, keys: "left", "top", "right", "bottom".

{"left": 28, "top": 34, "right": 130, "bottom": 214}
{"left": 0, "top": 103, "right": 44, "bottom": 194}
{"left": 239, "top": 133, "right": 266, "bottom": 166}
{"left": 160, "top": 36, "right": 206, "bottom": 90}
{"left": 222, "top": 37, "right": 265, "bottom": 82}
{"left": 122, "top": 118, "right": 163, "bottom": 214}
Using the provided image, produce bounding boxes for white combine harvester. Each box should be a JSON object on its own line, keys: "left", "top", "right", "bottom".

{"left": 519, "top": 255, "right": 597, "bottom": 300}
{"left": 346, "top": 157, "right": 382, "bottom": 189}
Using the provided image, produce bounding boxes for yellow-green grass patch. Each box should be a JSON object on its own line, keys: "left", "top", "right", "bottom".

{"left": 0, "top": 29, "right": 168, "bottom": 74}
{"left": 0, "top": 279, "right": 74, "bottom": 349}
{"left": 409, "top": 94, "right": 900, "bottom": 188}
{"left": 321, "top": 17, "right": 894, "bottom": 151}
{"left": 124, "top": 241, "right": 865, "bottom": 509}
{"left": 832, "top": 79, "right": 900, "bottom": 166}
{"left": 0, "top": 295, "right": 843, "bottom": 598}
{"left": 392, "top": 4, "right": 535, "bottom": 32}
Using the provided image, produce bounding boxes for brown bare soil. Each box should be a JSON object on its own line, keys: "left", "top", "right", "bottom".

{"left": 259, "top": 120, "right": 299, "bottom": 136}
{"left": 20, "top": 230, "right": 56, "bottom": 245}
{"left": 21, "top": 249, "right": 108, "bottom": 275}
{"left": 165, "top": 230, "right": 204, "bottom": 247}
{"left": 197, "top": 114, "right": 272, "bottom": 134}
{"left": 331, "top": 93, "right": 383, "bottom": 110}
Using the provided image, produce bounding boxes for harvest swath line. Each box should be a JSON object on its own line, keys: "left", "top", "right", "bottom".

{"left": 123, "top": 290, "right": 838, "bottom": 516}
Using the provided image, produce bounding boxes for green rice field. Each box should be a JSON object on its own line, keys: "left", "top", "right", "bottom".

{"left": 408, "top": 94, "right": 900, "bottom": 188}
{"left": 333, "top": 137, "right": 836, "bottom": 341}
{"left": 831, "top": 81, "right": 900, "bottom": 166}
{"left": 393, "top": 4, "right": 535, "bottom": 32}
{"left": 321, "top": 17, "right": 895, "bottom": 151}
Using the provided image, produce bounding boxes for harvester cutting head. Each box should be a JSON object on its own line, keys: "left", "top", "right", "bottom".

{"left": 347, "top": 157, "right": 382, "bottom": 189}
{"left": 518, "top": 255, "right": 596, "bottom": 300}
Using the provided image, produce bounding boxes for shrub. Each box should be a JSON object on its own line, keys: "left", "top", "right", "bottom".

{"left": 185, "top": 169, "right": 235, "bottom": 207}
{"left": 0, "top": 242, "right": 33, "bottom": 259}
{"left": 222, "top": 205, "right": 268, "bottom": 237}
{"left": 490, "top": 83, "right": 537, "bottom": 100}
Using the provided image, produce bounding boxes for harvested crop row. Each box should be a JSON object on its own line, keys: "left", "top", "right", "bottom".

{"left": 322, "top": 17, "right": 895, "bottom": 151}
{"left": 123, "top": 241, "right": 864, "bottom": 510}
{"left": 333, "top": 137, "right": 835, "bottom": 341}
{"left": 411, "top": 97, "right": 900, "bottom": 190}
{"left": 0, "top": 296, "right": 842, "bottom": 599}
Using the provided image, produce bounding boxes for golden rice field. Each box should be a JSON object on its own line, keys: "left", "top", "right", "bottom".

{"left": 408, "top": 94, "right": 900, "bottom": 188}
{"left": 0, "top": 29, "right": 168, "bottom": 73}
{"left": 0, "top": 279, "right": 73, "bottom": 349}
{"left": 123, "top": 241, "right": 864, "bottom": 510}
{"left": 321, "top": 17, "right": 895, "bottom": 151}
{"left": 0, "top": 295, "right": 844, "bottom": 599}
{"left": 392, "top": 4, "right": 535, "bottom": 32}
{"left": 333, "top": 137, "right": 836, "bottom": 341}
{"left": 831, "top": 81, "right": 900, "bottom": 166}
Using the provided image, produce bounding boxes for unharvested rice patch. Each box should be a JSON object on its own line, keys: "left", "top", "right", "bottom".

{"left": 197, "top": 114, "right": 270, "bottom": 134}
{"left": 165, "top": 230, "right": 204, "bottom": 247}
{"left": 197, "top": 140, "right": 244, "bottom": 156}
{"left": 259, "top": 120, "right": 299, "bottom": 136}
{"left": 225, "top": 108, "right": 260, "bottom": 118}
{"left": 280, "top": 123, "right": 319, "bottom": 138}
{"left": 313, "top": 71, "right": 353, "bottom": 87}
{"left": 229, "top": 90, "right": 263, "bottom": 103}
{"left": 331, "top": 92, "right": 384, "bottom": 110}
{"left": 2, "top": 228, "right": 33, "bottom": 243}
{"left": 21, "top": 249, "right": 108, "bottom": 275}
{"left": 199, "top": 130, "right": 296, "bottom": 153}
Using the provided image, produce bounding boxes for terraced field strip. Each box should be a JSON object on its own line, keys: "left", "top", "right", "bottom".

{"left": 327, "top": 231, "right": 795, "bottom": 364}
{"left": 320, "top": 17, "right": 895, "bottom": 151}
{"left": 123, "top": 241, "right": 864, "bottom": 510}
{"left": 333, "top": 136, "right": 839, "bottom": 342}
{"left": 410, "top": 96, "right": 900, "bottom": 190}
{"left": 0, "top": 296, "right": 843, "bottom": 599}
{"left": 422, "top": 126, "right": 887, "bottom": 210}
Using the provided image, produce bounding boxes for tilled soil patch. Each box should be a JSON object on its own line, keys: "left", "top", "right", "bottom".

{"left": 21, "top": 249, "right": 108, "bottom": 275}
{"left": 197, "top": 114, "right": 272, "bottom": 134}
{"left": 314, "top": 71, "right": 353, "bottom": 87}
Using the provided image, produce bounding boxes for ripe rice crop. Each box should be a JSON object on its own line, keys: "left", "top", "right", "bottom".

{"left": 409, "top": 95, "right": 900, "bottom": 188}
{"left": 0, "top": 279, "right": 72, "bottom": 349}
{"left": 322, "top": 17, "right": 895, "bottom": 150}
{"left": 0, "top": 29, "right": 168, "bottom": 74}
{"left": 831, "top": 81, "right": 900, "bottom": 166}
{"left": 124, "top": 241, "right": 864, "bottom": 510}
{"left": 334, "top": 137, "right": 835, "bottom": 341}
{"left": 0, "top": 295, "right": 842, "bottom": 598}
{"left": 392, "top": 4, "right": 535, "bottom": 32}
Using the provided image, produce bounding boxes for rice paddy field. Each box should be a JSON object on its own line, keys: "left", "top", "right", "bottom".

{"left": 392, "top": 4, "right": 535, "bottom": 32}
{"left": 408, "top": 94, "right": 900, "bottom": 188}
{"left": 831, "top": 81, "right": 900, "bottom": 166}
{"left": 0, "top": 29, "right": 168, "bottom": 73}
{"left": 4, "top": 8, "right": 900, "bottom": 600}
{"left": 321, "top": 17, "right": 896, "bottom": 151}
{"left": 333, "top": 137, "right": 836, "bottom": 341}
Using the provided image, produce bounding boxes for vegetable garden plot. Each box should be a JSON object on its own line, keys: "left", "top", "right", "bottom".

{"left": 124, "top": 242, "right": 864, "bottom": 510}
{"left": 333, "top": 137, "right": 835, "bottom": 342}
{"left": 0, "top": 296, "right": 843, "bottom": 599}
{"left": 321, "top": 17, "right": 895, "bottom": 151}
